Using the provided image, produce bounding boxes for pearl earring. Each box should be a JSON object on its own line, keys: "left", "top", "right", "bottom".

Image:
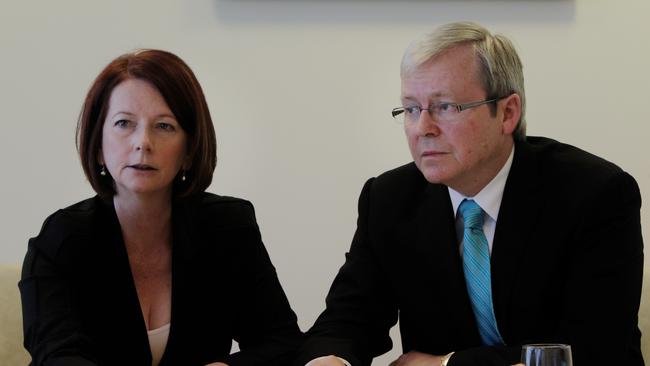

{"left": 100, "top": 165, "right": 107, "bottom": 176}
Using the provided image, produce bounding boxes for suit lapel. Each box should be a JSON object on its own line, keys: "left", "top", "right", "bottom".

{"left": 419, "top": 183, "right": 482, "bottom": 344}
{"left": 490, "top": 140, "right": 544, "bottom": 343}
{"left": 421, "top": 183, "right": 466, "bottom": 294}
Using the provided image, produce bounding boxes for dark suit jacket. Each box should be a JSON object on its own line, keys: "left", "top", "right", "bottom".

{"left": 20, "top": 192, "right": 303, "bottom": 366}
{"left": 298, "top": 136, "right": 644, "bottom": 366}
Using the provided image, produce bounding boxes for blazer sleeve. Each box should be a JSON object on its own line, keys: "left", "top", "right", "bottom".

{"left": 296, "top": 178, "right": 399, "bottom": 366}
{"left": 19, "top": 212, "right": 100, "bottom": 366}
{"left": 219, "top": 201, "right": 304, "bottom": 366}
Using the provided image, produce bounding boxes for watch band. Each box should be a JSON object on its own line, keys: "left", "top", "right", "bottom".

{"left": 440, "top": 352, "right": 455, "bottom": 366}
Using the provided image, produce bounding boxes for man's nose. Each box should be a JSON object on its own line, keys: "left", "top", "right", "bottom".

{"left": 417, "top": 109, "right": 441, "bottom": 137}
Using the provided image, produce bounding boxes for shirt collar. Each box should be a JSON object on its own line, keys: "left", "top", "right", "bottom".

{"left": 448, "top": 146, "right": 515, "bottom": 221}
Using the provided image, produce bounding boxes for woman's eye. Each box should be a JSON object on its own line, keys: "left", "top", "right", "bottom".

{"left": 114, "top": 120, "right": 130, "bottom": 128}
{"left": 157, "top": 122, "right": 175, "bottom": 131}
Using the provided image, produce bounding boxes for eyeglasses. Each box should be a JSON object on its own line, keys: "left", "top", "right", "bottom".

{"left": 391, "top": 96, "right": 505, "bottom": 124}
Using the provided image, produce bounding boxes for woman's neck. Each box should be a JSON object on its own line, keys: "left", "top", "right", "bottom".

{"left": 113, "top": 191, "right": 173, "bottom": 253}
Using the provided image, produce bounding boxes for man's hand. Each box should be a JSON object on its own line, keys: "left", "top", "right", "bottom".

{"left": 306, "top": 355, "right": 348, "bottom": 366}
{"left": 389, "top": 351, "right": 524, "bottom": 366}
{"left": 389, "top": 351, "right": 443, "bottom": 366}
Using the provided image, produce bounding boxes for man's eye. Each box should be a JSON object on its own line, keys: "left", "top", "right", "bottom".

{"left": 439, "top": 103, "right": 453, "bottom": 112}
{"left": 405, "top": 106, "right": 420, "bottom": 115}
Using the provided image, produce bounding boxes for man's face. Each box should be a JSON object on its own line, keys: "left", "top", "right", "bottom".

{"left": 401, "top": 45, "right": 516, "bottom": 196}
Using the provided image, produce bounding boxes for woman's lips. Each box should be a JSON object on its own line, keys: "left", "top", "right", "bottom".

{"left": 128, "top": 164, "right": 157, "bottom": 170}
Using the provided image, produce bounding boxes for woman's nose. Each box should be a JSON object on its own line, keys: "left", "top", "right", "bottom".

{"left": 134, "top": 125, "right": 153, "bottom": 151}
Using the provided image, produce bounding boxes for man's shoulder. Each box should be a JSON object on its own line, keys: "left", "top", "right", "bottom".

{"left": 517, "top": 136, "right": 640, "bottom": 206}
{"left": 522, "top": 136, "right": 626, "bottom": 182}
{"left": 373, "top": 161, "right": 428, "bottom": 188}
{"left": 363, "top": 162, "right": 447, "bottom": 212}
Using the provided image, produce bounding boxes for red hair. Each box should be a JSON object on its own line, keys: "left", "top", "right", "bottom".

{"left": 76, "top": 49, "right": 217, "bottom": 198}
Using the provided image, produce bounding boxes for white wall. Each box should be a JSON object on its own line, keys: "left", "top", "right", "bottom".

{"left": 1, "top": 0, "right": 648, "bottom": 364}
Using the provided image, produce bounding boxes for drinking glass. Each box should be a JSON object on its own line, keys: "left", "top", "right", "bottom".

{"left": 521, "top": 344, "right": 572, "bottom": 366}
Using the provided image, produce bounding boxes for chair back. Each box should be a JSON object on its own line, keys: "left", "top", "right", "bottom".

{"left": 0, "top": 265, "right": 31, "bottom": 364}
{"left": 640, "top": 267, "right": 650, "bottom": 362}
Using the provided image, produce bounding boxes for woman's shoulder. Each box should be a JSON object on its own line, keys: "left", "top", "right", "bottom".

{"left": 29, "top": 196, "right": 108, "bottom": 257}
{"left": 182, "top": 192, "right": 258, "bottom": 229}
{"left": 197, "top": 191, "right": 252, "bottom": 207}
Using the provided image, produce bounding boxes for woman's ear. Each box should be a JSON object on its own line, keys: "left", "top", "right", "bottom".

{"left": 183, "top": 155, "right": 192, "bottom": 171}
{"left": 97, "top": 149, "right": 104, "bottom": 165}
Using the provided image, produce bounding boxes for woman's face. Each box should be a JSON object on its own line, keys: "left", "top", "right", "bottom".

{"left": 100, "top": 78, "right": 188, "bottom": 198}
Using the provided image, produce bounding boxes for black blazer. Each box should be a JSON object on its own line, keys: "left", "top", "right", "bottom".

{"left": 298, "top": 136, "right": 644, "bottom": 366}
{"left": 20, "top": 192, "right": 303, "bottom": 366}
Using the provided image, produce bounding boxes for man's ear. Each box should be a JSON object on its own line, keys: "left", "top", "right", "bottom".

{"left": 500, "top": 93, "right": 521, "bottom": 135}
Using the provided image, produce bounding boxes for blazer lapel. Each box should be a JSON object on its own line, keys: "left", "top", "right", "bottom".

{"left": 93, "top": 198, "right": 153, "bottom": 364}
{"left": 158, "top": 198, "right": 194, "bottom": 366}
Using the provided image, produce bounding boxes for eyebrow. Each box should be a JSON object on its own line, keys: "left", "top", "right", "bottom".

{"left": 109, "top": 111, "right": 177, "bottom": 120}
{"left": 400, "top": 93, "right": 453, "bottom": 104}
{"left": 400, "top": 92, "right": 452, "bottom": 101}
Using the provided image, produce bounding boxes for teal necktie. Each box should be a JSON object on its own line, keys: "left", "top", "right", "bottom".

{"left": 459, "top": 199, "right": 504, "bottom": 346}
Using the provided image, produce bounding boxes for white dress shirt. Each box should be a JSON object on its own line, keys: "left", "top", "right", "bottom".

{"left": 448, "top": 146, "right": 514, "bottom": 255}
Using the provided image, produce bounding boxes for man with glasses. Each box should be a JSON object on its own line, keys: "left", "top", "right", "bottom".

{"left": 297, "top": 22, "right": 643, "bottom": 366}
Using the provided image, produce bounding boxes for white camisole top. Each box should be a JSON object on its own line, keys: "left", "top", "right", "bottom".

{"left": 148, "top": 323, "right": 170, "bottom": 366}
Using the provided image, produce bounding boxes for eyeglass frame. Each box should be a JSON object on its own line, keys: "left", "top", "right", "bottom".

{"left": 391, "top": 95, "right": 509, "bottom": 122}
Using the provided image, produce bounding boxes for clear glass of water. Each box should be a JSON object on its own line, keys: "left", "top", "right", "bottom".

{"left": 521, "top": 344, "right": 572, "bottom": 366}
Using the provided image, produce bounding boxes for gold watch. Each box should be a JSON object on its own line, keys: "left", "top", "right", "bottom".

{"left": 440, "top": 352, "right": 455, "bottom": 366}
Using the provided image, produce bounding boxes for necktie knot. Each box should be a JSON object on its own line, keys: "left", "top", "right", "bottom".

{"left": 459, "top": 199, "right": 484, "bottom": 230}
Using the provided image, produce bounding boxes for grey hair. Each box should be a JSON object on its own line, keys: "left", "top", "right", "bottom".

{"left": 401, "top": 21, "right": 526, "bottom": 141}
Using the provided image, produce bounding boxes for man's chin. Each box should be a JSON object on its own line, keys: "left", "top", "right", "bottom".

{"left": 418, "top": 168, "right": 448, "bottom": 185}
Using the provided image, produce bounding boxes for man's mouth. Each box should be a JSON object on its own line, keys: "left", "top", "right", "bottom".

{"left": 422, "top": 151, "right": 446, "bottom": 157}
